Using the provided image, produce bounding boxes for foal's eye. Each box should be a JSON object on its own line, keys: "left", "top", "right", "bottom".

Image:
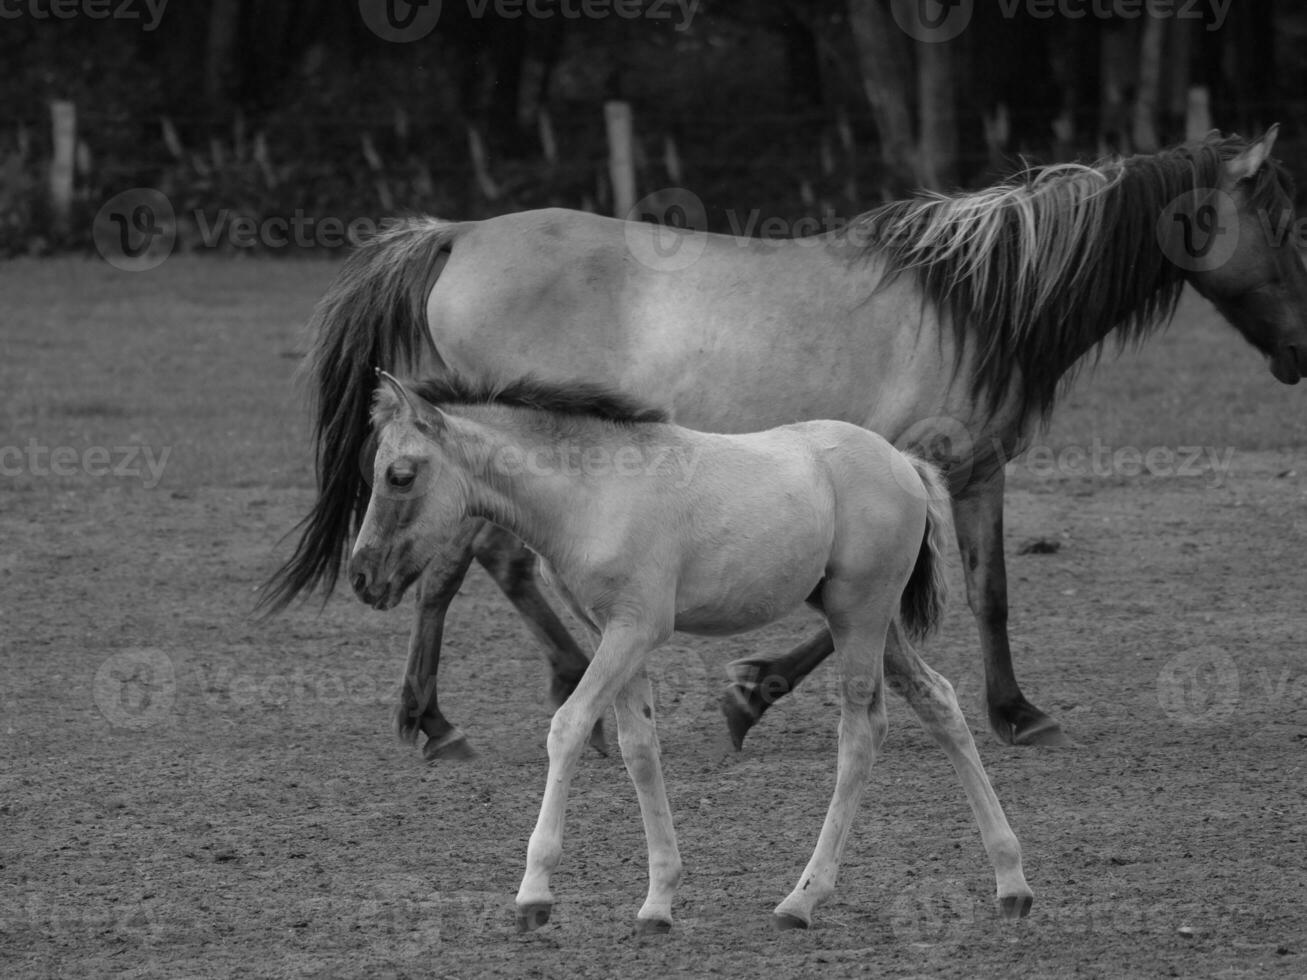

{"left": 388, "top": 469, "right": 416, "bottom": 490}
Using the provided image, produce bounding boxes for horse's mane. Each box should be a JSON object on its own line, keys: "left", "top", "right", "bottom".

{"left": 374, "top": 372, "right": 668, "bottom": 428}
{"left": 845, "top": 133, "right": 1294, "bottom": 424}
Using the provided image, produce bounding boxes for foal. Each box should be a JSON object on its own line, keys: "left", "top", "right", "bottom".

{"left": 349, "top": 371, "right": 1033, "bottom": 932}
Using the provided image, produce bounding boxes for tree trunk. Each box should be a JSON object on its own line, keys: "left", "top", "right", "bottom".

{"left": 205, "top": 0, "right": 241, "bottom": 112}
{"left": 847, "top": 0, "right": 917, "bottom": 194}
{"left": 917, "top": 38, "right": 956, "bottom": 189}
{"left": 1132, "top": 13, "right": 1164, "bottom": 152}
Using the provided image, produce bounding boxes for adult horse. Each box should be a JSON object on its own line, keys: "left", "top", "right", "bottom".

{"left": 261, "top": 127, "right": 1307, "bottom": 757}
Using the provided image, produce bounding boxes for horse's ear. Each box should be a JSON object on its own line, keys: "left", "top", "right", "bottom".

{"left": 1227, "top": 124, "right": 1280, "bottom": 181}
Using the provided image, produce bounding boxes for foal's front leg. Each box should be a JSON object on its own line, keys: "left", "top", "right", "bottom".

{"left": 516, "top": 620, "right": 663, "bottom": 932}
{"left": 773, "top": 607, "right": 889, "bottom": 930}
{"left": 614, "top": 670, "right": 682, "bottom": 933}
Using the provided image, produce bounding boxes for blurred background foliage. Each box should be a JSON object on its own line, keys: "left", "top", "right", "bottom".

{"left": 0, "top": 0, "right": 1301, "bottom": 256}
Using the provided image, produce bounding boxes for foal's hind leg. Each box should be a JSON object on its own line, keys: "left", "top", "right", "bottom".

{"left": 883, "top": 622, "right": 1033, "bottom": 918}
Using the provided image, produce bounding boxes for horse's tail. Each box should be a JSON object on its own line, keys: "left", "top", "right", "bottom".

{"left": 258, "top": 216, "right": 460, "bottom": 614}
{"left": 899, "top": 453, "right": 953, "bottom": 643}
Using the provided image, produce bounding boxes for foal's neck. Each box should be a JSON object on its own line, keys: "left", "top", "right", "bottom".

{"left": 444, "top": 405, "right": 624, "bottom": 566}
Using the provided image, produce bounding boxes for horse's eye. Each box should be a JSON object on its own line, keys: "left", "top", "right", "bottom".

{"left": 388, "top": 469, "right": 416, "bottom": 490}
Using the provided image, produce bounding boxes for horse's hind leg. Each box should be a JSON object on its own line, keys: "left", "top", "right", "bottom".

{"left": 773, "top": 584, "right": 889, "bottom": 930}
{"left": 883, "top": 621, "right": 1033, "bottom": 918}
{"left": 720, "top": 628, "right": 834, "bottom": 750}
{"left": 398, "top": 525, "right": 479, "bottom": 761}
{"left": 473, "top": 523, "right": 605, "bottom": 755}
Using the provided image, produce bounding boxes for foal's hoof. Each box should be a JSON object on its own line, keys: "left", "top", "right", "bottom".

{"left": 771, "top": 912, "right": 809, "bottom": 931}
{"left": 422, "top": 730, "right": 476, "bottom": 762}
{"left": 998, "top": 893, "right": 1034, "bottom": 920}
{"left": 515, "top": 902, "right": 552, "bottom": 932}
{"left": 634, "top": 917, "right": 672, "bottom": 936}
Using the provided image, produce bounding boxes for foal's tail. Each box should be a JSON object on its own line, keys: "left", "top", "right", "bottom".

{"left": 899, "top": 454, "right": 953, "bottom": 643}
{"left": 257, "top": 216, "right": 460, "bottom": 614}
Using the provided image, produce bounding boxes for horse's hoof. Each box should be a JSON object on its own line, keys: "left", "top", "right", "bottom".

{"left": 772, "top": 912, "right": 809, "bottom": 931}
{"left": 516, "top": 902, "right": 552, "bottom": 932}
{"left": 989, "top": 701, "right": 1071, "bottom": 748}
{"left": 1012, "top": 718, "right": 1071, "bottom": 748}
{"left": 634, "top": 917, "right": 672, "bottom": 935}
{"left": 422, "top": 731, "right": 476, "bottom": 762}
{"left": 998, "top": 893, "right": 1034, "bottom": 920}
{"left": 720, "top": 685, "right": 759, "bottom": 751}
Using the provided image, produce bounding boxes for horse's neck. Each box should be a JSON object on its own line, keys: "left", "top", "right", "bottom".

{"left": 445, "top": 408, "right": 596, "bottom": 567}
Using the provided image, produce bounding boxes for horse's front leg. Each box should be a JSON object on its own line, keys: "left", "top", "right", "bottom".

{"left": 396, "top": 522, "right": 480, "bottom": 761}
{"left": 954, "top": 470, "right": 1068, "bottom": 746}
{"left": 516, "top": 620, "right": 662, "bottom": 932}
{"left": 472, "top": 524, "right": 606, "bottom": 755}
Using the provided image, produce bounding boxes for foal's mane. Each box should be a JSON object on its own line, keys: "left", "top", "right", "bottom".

{"left": 845, "top": 133, "right": 1294, "bottom": 424}
{"left": 373, "top": 372, "right": 668, "bottom": 428}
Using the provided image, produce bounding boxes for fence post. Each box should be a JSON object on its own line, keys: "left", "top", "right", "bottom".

{"left": 48, "top": 100, "right": 76, "bottom": 234}
{"left": 604, "top": 100, "right": 635, "bottom": 218}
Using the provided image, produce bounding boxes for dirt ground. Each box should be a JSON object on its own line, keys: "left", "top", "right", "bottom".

{"left": 3, "top": 258, "right": 1306, "bottom": 979}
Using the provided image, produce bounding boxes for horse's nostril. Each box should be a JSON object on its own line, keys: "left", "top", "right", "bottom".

{"left": 352, "top": 573, "right": 368, "bottom": 595}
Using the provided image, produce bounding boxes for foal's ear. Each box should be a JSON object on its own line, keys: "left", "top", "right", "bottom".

{"left": 376, "top": 369, "right": 424, "bottom": 421}
{"left": 1226, "top": 124, "right": 1280, "bottom": 182}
